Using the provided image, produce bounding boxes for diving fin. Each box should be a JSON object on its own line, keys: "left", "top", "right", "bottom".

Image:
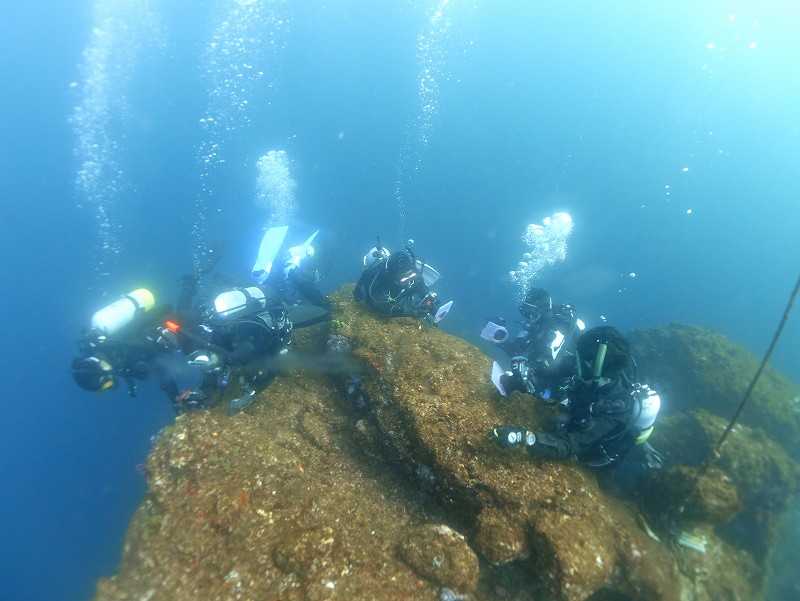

{"left": 302, "top": 229, "right": 320, "bottom": 250}
{"left": 314, "top": 231, "right": 341, "bottom": 279}
{"left": 286, "top": 303, "right": 330, "bottom": 329}
{"left": 199, "top": 238, "right": 225, "bottom": 276}
{"left": 252, "top": 225, "right": 289, "bottom": 281}
{"left": 419, "top": 262, "right": 441, "bottom": 287}
{"left": 181, "top": 238, "right": 225, "bottom": 281}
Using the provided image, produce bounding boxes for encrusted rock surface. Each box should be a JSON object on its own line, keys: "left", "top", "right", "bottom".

{"left": 399, "top": 523, "right": 480, "bottom": 592}
{"left": 645, "top": 408, "right": 799, "bottom": 560}
{"left": 629, "top": 323, "right": 800, "bottom": 458}
{"left": 93, "top": 287, "right": 800, "bottom": 601}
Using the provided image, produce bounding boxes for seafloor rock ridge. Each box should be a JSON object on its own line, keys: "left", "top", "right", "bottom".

{"left": 93, "top": 286, "right": 799, "bottom": 601}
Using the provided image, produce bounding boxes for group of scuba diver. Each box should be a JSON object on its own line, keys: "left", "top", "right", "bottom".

{"left": 483, "top": 288, "right": 664, "bottom": 494}
{"left": 71, "top": 229, "right": 662, "bottom": 494}
{"left": 71, "top": 228, "right": 331, "bottom": 415}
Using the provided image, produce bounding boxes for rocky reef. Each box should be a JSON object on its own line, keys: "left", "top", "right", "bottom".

{"left": 628, "top": 323, "right": 800, "bottom": 459}
{"left": 93, "top": 288, "right": 800, "bottom": 601}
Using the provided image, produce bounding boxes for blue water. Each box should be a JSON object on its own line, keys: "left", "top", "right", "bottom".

{"left": 2, "top": 2, "right": 798, "bottom": 600}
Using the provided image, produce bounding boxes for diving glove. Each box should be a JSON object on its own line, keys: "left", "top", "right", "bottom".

{"left": 228, "top": 388, "right": 257, "bottom": 416}
{"left": 487, "top": 426, "right": 536, "bottom": 449}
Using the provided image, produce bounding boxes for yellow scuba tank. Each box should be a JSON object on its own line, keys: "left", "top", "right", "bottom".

{"left": 91, "top": 288, "right": 156, "bottom": 336}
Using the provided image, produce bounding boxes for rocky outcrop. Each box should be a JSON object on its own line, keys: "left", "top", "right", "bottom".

{"left": 93, "top": 287, "right": 800, "bottom": 601}
{"left": 628, "top": 323, "right": 800, "bottom": 458}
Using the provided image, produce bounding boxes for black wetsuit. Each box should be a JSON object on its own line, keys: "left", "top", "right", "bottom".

{"left": 179, "top": 291, "right": 293, "bottom": 407}
{"left": 526, "top": 376, "right": 642, "bottom": 467}
{"left": 264, "top": 262, "right": 329, "bottom": 308}
{"left": 75, "top": 305, "right": 181, "bottom": 400}
{"left": 499, "top": 304, "right": 582, "bottom": 401}
{"left": 354, "top": 258, "right": 438, "bottom": 318}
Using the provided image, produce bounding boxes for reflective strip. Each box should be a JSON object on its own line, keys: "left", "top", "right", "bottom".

{"left": 635, "top": 426, "right": 654, "bottom": 444}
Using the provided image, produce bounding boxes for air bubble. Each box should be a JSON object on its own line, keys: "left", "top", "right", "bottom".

{"left": 511, "top": 212, "right": 574, "bottom": 298}
{"left": 255, "top": 150, "right": 296, "bottom": 228}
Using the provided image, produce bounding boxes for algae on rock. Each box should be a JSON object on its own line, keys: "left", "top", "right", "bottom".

{"left": 629, "top": 323, "right": 800, "bottom": 458}
{"left": 92, "top": 287, "right": 800, "bottom": 601}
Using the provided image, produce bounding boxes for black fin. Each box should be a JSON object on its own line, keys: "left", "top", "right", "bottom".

{"left": 199, "top": 238, "right": 225, "bottom": 276}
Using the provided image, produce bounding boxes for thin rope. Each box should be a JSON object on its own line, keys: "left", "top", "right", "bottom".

{"left": 713, "top": 271, "right": 800, "bottom": 457}
{"left": 676, "top": 271, "right": 800, "bottom": 517}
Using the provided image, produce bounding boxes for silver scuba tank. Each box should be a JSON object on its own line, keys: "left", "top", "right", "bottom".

{"left": 213, "top": 287, "right": 266, "bottom": 319}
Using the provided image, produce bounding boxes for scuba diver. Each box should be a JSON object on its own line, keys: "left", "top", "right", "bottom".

{"left": 488, "top": 326, "right": 663, "bottom": 492}
{"left": 70, "top": 243, "right": 235, "bottom": 413}
{"left": 353, "top": 239, "right": 451, "bottom": 321}
{"left": 482, "top": 287, "right": 585, "bottom": 403}
{"left": 252, "top": 226, "right": 334, "bottom": 311}
{"left": 70, "top": 288, "right": 188, "bottom": 408}
{"left": 166, "top": 283, "right": 295, "bottom": 415}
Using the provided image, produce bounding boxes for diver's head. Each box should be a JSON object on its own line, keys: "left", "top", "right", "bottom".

{"left": 386, "top": 250, "right": 416, "bottom": 286}
{"left": 71, "top": 355, "right": 118, "bottom": 393}
{"left": 363, "top": 246, "right": 390, "bottom": 270}
{"left": 575, "top": 326, "right": 630, "bottom": 383}
{"left": 519, "top": 287, "right": 552, "bottom": 321}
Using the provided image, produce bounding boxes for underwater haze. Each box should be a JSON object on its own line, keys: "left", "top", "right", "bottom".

{"left": 1, "top": 1, "right": 799, "bottom": 600}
